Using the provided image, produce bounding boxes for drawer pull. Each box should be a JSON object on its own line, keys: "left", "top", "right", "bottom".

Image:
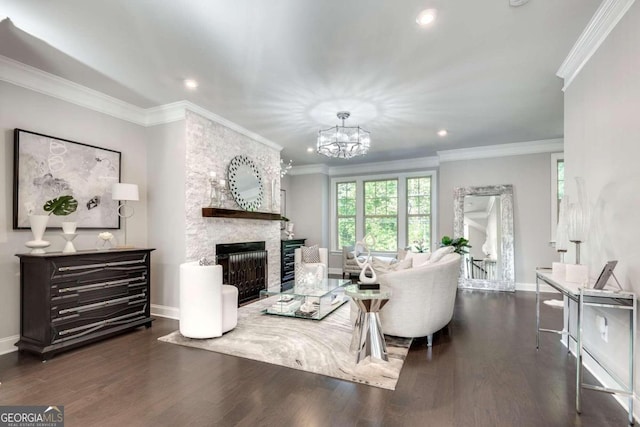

{"left": 59, "top": 275, "right": 146, "bottom": 293}
{"left": 55, "top": 310, "right": 146, "bottom": 338}
{"left": 58, "top": 256, "right": 146, "bottom": 272}
{"left": 58, "top": 293, "right": 146, "bottom": 315}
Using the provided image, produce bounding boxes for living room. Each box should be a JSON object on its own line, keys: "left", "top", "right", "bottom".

{"left": 0, "top": 0, "right": 638, "bottom": 425}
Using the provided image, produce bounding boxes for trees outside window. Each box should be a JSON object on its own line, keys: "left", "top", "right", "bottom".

{"left": 331, "top": 171, "right": 436, "bottom": 254}
{"left": 336, "top": 182, "right": 356, "bottom": 249}
{"left": 407, "top": 176, "right": 432, "bottom": 250}
{"left": 364, "top": 179, "right": 398, "bottom": 252}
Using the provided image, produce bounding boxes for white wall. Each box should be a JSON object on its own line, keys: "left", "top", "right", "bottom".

{"left": 439, "top": 153, "right": 557, "bottom": 284}
{"left": 563, "top": 0, "right": 640, "bottom": 408}
{"left": 288, "top": 173, "right": 330, "bottom": 250}
{"left": 147, "top": 120, "right": 186, "bottom": 314}
{"left": 0, "top": 81, "right": 148, "bottom": 349}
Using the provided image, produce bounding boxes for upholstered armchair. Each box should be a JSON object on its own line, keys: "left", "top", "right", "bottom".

{"left": 179, "top": 261, "right": 238, "bottom": 338}
{"left": 342, "top": 246, "right": 363, "bottom": 278}
{"left": 294, "top": 247, "right": 329, "bottom": 281}
{"left": 378, "top": 253, "right": 461, "bottom": 346}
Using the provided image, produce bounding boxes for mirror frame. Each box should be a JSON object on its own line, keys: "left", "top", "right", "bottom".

{"left": 228, "top": 155, "right": 264, "bottom": 211}
{"left": 454, "top": 184, "right": 515, "bottom": 292}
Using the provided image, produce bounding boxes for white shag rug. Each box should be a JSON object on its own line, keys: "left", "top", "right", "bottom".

{"left": 158, "top": 298, "right": 412, "bottom": 390}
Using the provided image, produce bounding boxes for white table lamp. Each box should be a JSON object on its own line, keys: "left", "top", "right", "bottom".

{"left": 112, "top": 183, "right": 139, "bottom": 247}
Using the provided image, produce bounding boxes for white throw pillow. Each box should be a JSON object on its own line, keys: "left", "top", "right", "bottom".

{"left": 406, "top": 251, "right": 431, "bottom": 266}
{"left": 301, "top": 245, "right": 321, "bottom": 263}
{"left": 430, "top": 246, "right": 455, "bottom": 263}
{"left": 371, "top": 257, "right": 412, "bottom": 275}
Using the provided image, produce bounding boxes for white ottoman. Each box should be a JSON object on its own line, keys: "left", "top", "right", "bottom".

{"left": 179, "top": 262, "right": 238, "bottom": 338}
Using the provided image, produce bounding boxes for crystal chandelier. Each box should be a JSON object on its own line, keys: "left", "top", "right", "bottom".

{"left": 317, "top": 111, "right": 371, "bottom": 159}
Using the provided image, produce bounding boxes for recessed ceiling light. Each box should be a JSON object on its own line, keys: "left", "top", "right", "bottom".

{"left": 184, "top": 79, "right": 198, "bottom": 89}
{"left": 416, "top": 9, "right": 437, "bottom": 26}
{"left": 437, "top": 129, "right": 448, "bottom": 137}
{"left": 307, "top": 147, "right": 314, "bottom": 153}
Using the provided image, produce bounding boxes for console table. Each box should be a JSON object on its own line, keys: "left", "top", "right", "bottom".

{"left": 536, "top": 269, "right": 636, "bottom": 424}
{"left": 15, "top": 248, "right": 154, "bottom": 360}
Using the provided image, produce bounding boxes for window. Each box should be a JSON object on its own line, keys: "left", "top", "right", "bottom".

{"left": 336, "top": 182, "right": 356, "bottom": 249}
{"left": 331, "top": 171, "right": 437, "bottom": 254}
{"left": 364, "top": 179, "right": 398, "bottom": 251}
{"left": 550, "top": 153, "right": 564, "bottom": 241}
{"left": 406, "top": 176, "right": 432, "bottom": 250}
{"left": 557, "top": 159, "right": 565, "bottom": 211}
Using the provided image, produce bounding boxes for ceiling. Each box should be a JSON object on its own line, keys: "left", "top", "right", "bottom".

{"left": 0, "top": 0, "right": 600, "bottom": 166}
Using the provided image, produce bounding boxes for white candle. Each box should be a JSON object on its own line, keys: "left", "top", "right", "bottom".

{"left": 219, "top": 179, "right": 226, "bottom": 187}
{"left": 209, "top": 171, "right": 217, "bottom": 179}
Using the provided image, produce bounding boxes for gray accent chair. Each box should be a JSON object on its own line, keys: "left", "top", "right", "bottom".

{"left": 342, "top": 246, "right": 363, "bottom": 278}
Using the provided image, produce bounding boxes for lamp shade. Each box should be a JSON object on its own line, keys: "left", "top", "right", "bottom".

{"left": 112, "top": 183, "right": 139, "bottom": 201}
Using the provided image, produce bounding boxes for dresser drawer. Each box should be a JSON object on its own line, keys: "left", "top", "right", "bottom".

{"left": 50, "top": 270, "right": 147, "bottom": 299}
{"left": 49, "top": 252, "right": 149, "bottom": 282}
{"left": 50, "top": 294, "right": 147, "bottom": 343}
{"left": 51, "top": 283, "right": 147, "bottom": 319}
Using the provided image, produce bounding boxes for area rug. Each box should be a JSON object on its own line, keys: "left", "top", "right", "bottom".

{"left": 158, "top": 298, "right": 412, "bottom": 390}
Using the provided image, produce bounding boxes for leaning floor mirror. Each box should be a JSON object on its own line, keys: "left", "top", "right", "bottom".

{"left": 453, "top": 185, "right": 515, "bottom": 292}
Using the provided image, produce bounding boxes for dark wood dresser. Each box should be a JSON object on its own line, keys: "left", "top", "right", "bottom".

{"left": 280, "top": 238, "right": 306, "bottom": 284}
{"left": 15, "top": 248, "right": 154, "bottom": 360}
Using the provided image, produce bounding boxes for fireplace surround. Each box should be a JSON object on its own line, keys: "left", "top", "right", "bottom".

{"left": 216, "top": 241, "right": 267, "bottom": 304}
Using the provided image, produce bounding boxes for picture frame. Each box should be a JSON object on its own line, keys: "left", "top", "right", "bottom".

{"left": 13, "top": 129, "right": 122, "bottom": 230}
{"left": 593, "top": 260, "right": 618, "bottom": 290}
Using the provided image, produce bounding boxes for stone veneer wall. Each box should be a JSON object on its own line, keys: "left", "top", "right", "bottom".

{"left": 185, "top": 111, "right": 282, "bottom": 287}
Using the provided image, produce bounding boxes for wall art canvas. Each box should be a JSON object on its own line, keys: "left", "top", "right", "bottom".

{"left": 13, "top": 129, "right": 121, "bottom": 229}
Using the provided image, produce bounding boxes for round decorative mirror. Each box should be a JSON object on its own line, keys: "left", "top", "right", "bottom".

{"left": 228, "top": 155, "right": 264, "bottom": 211}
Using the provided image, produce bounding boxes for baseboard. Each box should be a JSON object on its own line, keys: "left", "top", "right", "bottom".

{"left": 0, "top": 335, "right": 19, "bottom": 355}
{"left": 563, "top": 335, "right": 639, "bottom": 423}
{"left": 516, "top": 282, "right": 558, "bottom": 293}
{"left": 151, "top": 304, "right": 179, "bottom": 320}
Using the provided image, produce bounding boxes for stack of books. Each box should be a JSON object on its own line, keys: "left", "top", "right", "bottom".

{"left": 268, "top": 296, "right": 301, "bottom": 314}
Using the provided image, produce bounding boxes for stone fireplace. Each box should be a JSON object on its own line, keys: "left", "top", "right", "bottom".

{"left": 184, "top": 111, "right": 281, "bottom": 290}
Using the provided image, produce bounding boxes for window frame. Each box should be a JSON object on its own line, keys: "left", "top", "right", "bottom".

{"left": 405, "top": 175, "right": 433, "bottom": 251}
{"left": 363, "top": 178, "right": 400, "bottom": 252}
{"left": 335, "top": 181, "right": 357, "bottom": 250}
{"left": 330, "top": 170, "right": 437, "bottom": 255}
{"left": 550, "top": 152, "right": 564, "bottom": 242}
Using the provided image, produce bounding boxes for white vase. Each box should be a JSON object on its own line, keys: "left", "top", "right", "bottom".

{"left": 25, "top": 214, "right": 51, "bottom": 254}
{"left": 62, "top": 221, "right": 77, "bottom": 234}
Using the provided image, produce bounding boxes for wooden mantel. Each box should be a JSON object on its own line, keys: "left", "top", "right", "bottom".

{"left": 202, "top": 207, "right": 283, "bottom": 221}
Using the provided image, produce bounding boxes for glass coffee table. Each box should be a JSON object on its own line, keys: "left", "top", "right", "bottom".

{"left": 259, "top": 278, "right": 351, "bottom": 320}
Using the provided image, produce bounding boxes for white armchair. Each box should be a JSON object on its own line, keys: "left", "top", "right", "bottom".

{"left": 179, "top": 262, "right": 238, "bottom": 339}
{"left": 378, "top": 253, "right": 461, "bottom": 346}
{"left": 294, "top": 247, "right": 329, "bottom": 281}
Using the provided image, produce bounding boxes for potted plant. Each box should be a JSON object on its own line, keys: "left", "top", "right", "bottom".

{"left": 44, "top": 195, "right": 79, "bottom": 233}
{"left": 440, "top": 235, "right": 471, "bottom": 254}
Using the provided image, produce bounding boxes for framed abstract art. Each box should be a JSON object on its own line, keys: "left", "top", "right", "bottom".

{"left": 13, "top": 129, "right": 121, "bottom": 229}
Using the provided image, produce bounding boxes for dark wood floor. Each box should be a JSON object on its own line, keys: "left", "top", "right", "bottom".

{"left": 0, "top": 291, "right": 630, "bottom": 426}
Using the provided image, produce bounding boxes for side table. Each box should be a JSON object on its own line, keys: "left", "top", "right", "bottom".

{"left": 345, "top": 284, "right": 391, "bottom": 363}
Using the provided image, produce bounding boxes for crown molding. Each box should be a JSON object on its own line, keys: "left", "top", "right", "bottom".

{"left": 437, "top": 138, "right": 563, "bottom": 162}
{"left": 290, "top": 156, "right": 439, "bottom": 176}
{"left": 0, "top": 54, "right": 282, "bottom": 150}
{"left": 557, "top": 0, "right": 636, "bottom": 91}
{"left": 328, "top": 156, "right": 438, "bottom": 176}
{"left": 289, "top": 164, "right": 331, "bottom": 176}
{"left": 0, "top": 54, "right": 148, "bottom": 125}
{"left": 292, "top": 139, "right": 562, "bottom": 175}
{"left": 145, "top": 101, "right": 188, "bottom": 125}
